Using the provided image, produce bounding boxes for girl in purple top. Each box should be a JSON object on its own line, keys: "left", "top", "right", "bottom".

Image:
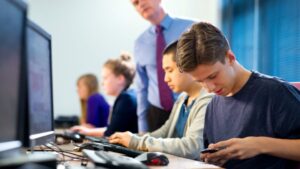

{"left": 72, "top": 53, "right": 138, "bottom": 137}
{"left": 77, "top": 74, "right": 110, "bottom": 128}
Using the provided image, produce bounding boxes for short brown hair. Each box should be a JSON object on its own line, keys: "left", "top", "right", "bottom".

{"left": 104, "top": 53, "right": 135, "bottom": 90}
{"left": 176, "top": 22, "right": 230, "bottom": 72}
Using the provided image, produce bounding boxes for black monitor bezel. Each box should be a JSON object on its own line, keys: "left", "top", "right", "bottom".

{"left": 23, "top": 20, "right": 55, "bottom": 147}
{"left": 0, "top": 0, "right": 27, "bottom": 154}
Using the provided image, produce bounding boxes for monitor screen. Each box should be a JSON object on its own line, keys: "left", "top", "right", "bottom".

{"left": 0, "top": 0, "right": 27, "bottom": 152}
{"left": 25, "top": 20, "right": 54, "bottom": 147}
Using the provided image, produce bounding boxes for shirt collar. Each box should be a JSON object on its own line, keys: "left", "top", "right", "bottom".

{"left": 160, "top": 14, "right": 172, "bottom": 30}
{"left": 151, "top": 14, "right": 173, "bottom": 32}
{"left": 183, "top": 95, "right": 196, "bottom": 110}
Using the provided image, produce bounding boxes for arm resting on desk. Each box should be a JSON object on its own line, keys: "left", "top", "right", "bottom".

{"left": 129, "top": 104, "right": 208, "bottom": 160}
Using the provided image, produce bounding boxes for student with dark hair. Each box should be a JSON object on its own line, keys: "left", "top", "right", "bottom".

{"left": 176, "top": 22, "right": 300, "bottom": 168}
{"left": 71, "top": 53, "right": 138, "bottom": 136}
{"left": 76, "top": 74, "right": 109, "bottom": 128}
{"left": 108, "top": 41, "right": 213, "bottom": 160}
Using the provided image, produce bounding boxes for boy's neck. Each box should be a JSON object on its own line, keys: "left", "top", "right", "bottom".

{"left": 228, "top": 64, "right": 252, "bottom": 96}
{"left": 185, "top": 83, "right": 202, "bottom": 106}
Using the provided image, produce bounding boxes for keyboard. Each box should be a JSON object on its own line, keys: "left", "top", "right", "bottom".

{"left": 84, "top": 136, "right": 109, "bottom": 144}
{"left": 83, "top": 149, "right": 148, "bottom": 169}
{"left": 56, "top": 131, "right": 108, "bottom": 143}
{"left": 100, "top": 142, "right": 143, "bottom": 158}
{"left": 79, "top": 142, "right": 143, "bottom": 158}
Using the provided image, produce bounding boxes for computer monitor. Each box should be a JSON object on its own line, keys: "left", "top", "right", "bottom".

{"left": 0, "top": 0, "right": 27, "bottom": 155}
{"left": 23, "top": 20, "right": 55, "bottom": 147}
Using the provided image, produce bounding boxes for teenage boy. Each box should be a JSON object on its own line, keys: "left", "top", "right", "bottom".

{"left": 109, "top": 41, "right": 213, "bottom": 160}
{"left": 176, "top": 22, "right": 300, "bottom": 168}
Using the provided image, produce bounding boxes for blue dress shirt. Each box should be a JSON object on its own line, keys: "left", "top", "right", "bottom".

{"left": 134, "top": 14, "right": 195, "bottom": 132}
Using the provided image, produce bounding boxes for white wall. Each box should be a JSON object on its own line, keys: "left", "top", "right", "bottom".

{"left": 27, "top": 0, "right": 220, "bottom": 117}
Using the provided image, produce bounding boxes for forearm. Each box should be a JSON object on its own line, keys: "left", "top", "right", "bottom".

{"left": 86, "top": 128, "right": 107, "bottom": 137}
{"left": 149, "top": 113, "right": 173, "bottom": 138}
{"left": 258, "top": 137, "right": 300, "bottom": 161}
{"left": 149, "top": 126, "right": 167, "bottom": 138}
{"left": 130, "top": 134, "right": 202, "bottom": 160}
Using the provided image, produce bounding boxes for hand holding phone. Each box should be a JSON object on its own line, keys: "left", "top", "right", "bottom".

{"left": 201, "top": 148, "right": 219, "bottom": 154}
{"left": 201, "top": 147, "right": 226, "bottom": 154}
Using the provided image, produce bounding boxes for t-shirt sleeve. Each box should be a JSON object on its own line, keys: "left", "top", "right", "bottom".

{"left": 271, "top": 83, "right": 300, "bottom": 138}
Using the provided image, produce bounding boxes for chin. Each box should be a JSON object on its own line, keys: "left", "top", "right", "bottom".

{"left": 173, "top": 88, "right": 181, "bottom": 93}
{"left": 143, "top": 12, "right": 154, "bottom": 20}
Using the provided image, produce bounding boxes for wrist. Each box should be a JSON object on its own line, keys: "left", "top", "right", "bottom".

{"left": 129, "top": 134, "right": 139, "bottom": 149}
{"left": 256, "top": 136, "right": 271, "bottom": 154}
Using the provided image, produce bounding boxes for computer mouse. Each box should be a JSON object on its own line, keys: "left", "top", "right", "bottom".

{"left": 134, "top": 152, "right": 169, "bottom": 166}
{"left": 64, "top": 131, "right": 85, "bottom": 142}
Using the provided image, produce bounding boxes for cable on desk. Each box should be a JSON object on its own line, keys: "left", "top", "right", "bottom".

{"left": 49, "top": 142, "right": 86, "bottom": 159}
{"left": 44, "top": 142, "right": 89, "bottom": 166}
{"left": 43, "top": 143, "right": 67, "bottom": 162}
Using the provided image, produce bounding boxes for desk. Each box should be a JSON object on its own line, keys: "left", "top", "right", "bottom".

{"left": 150, "top": 153, "right": 220, "bottom": 169}
{"left": 54, "top": 143, "right": 221, "bottom": 169}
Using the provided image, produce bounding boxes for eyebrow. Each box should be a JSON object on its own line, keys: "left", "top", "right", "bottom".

{"left": 197, "top": 71, "right": 218, "bottom": 82}
{"left": 163, "top": 66, "right": 171, "bottom": 70}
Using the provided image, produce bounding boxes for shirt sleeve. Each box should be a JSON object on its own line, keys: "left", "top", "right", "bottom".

{"left": 129, "top": 97, "right": 211, "bottom": 160}
{"left": 149, "top": 96, "right": 183, "bottom": 138}
{"left": 135, "top": 62, "right": 150, "bottom": 132}
{"left": 272, "top": 83, "right": 300, "bottom": 138}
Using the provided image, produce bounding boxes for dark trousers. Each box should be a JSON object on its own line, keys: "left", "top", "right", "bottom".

{"left": 147, "top": 104, "right": 171, "bottom": 132}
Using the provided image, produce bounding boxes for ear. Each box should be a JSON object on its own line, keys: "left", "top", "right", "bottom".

{"left": 225, "top": 50, "right": 236, "bottom": 65}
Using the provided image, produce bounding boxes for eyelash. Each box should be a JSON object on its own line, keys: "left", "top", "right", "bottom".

{"left": 208, "top": 75, "right": 216, "bottom": 79}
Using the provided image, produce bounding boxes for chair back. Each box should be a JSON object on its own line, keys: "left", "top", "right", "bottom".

{"left": 291, "top": 82, "right": 300, "bottom": 90}
{"left": 290, "top": 82, "right": 300, "bottom": 169}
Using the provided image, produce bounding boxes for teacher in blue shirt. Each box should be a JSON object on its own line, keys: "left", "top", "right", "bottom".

{"left": 130, "top": 0, "right": 195, "bottom": 133}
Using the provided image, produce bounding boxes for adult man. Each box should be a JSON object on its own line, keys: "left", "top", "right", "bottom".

{"left": 130, "top": 0, "right": 194, "bottom": 132}
{"left": 176, "top": 22, "right": 300, "bottom": 169}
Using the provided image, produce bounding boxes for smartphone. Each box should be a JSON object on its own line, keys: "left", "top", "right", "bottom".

{"left": 201, "top": 148, "right": 219, "bottom": 154}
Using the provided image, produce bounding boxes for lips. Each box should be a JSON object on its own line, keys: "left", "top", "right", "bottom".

{"left": 168, "top": 84, "right": 174, "bottom": 89}
{"left": 215, "top": 89, "right": 223, "bottom": 95}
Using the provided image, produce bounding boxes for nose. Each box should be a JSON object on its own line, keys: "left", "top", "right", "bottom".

{"left": 202, "top": 80, "right": 216, "bottom": 93}
{"left": 164, "top": 73, "right": 170, "bottom": 83}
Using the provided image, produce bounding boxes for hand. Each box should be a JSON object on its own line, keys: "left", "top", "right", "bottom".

{"left": 70, "top": 125, "right": 105, "bottom": 137}
{"left": 109, "top": 131, "right": 133, "bottom": 147}
{"left": 70, "top": 125, "right": 90, "bottom": 134}
{"left": 201, "top": 137, "right": 262, "bottom": 166}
